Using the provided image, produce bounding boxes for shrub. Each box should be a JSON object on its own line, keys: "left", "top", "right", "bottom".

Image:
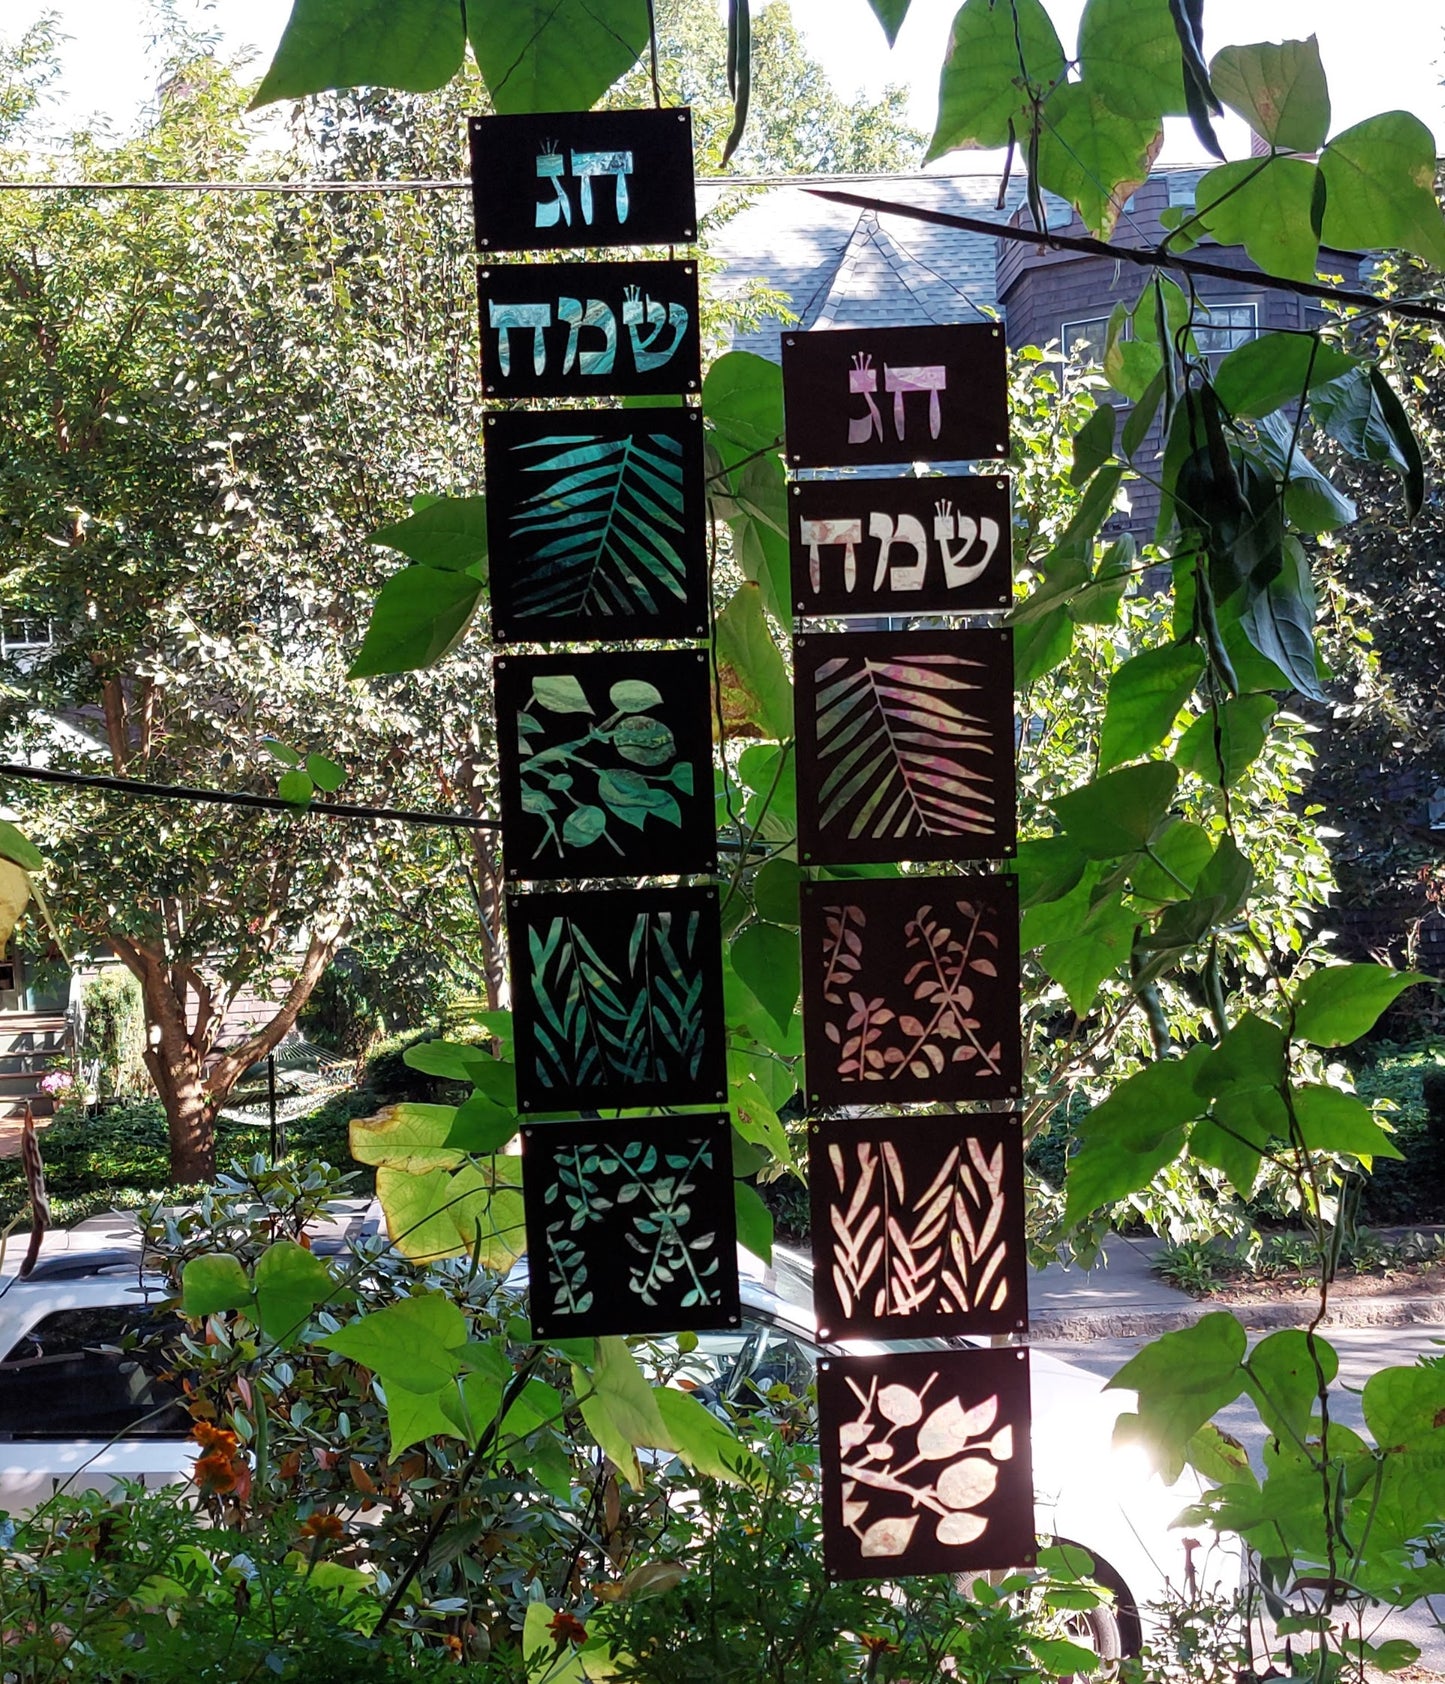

{"left": 1351, "top": 1042, "right": 1445, "bottom": 1225}
{"left": 80, "top": 967, "right": 148, "bottom": 1097}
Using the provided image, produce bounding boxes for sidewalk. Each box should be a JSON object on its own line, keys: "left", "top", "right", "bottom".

{"left": 1031, "top": 1233, "right": 1445, "bottom": 1340}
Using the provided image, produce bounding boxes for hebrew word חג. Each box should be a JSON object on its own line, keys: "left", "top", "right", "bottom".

{"left": 488, "top": 292, "right": 690, "bottom": 380}
{"left": 848, "top": 354, "right": 948, "bottom": 446}
{"left": 535, "top": 143, "right": 634, "bottom": 230}
{"left": 800, "top": 500, "right": 1002, "bottom": 594}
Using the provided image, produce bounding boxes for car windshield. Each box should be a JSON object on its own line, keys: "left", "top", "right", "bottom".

{"left": 0, "top": 1304, "right": 189, "bottom": 1441}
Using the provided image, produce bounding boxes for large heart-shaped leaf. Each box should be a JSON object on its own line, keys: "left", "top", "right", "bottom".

{"left": 253, "top": 0, "right": 466, "bottom": 107}
{"left": 1209, "top": 37, "right": 1330, "bottom": 153}
{"left": 928, "top": 0, "right": 1066, "bottom": 158}
{"left": 1319, "top": 112, "right": 1445, "bottom": 269}
{"left": 468, "top": 0, "right": 650, "bottom": 115}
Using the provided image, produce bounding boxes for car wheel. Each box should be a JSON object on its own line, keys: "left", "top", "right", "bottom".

{"left": 1045, "top": 1538, "right": 1141, "bottom": 1661}
{"left": 1063, "top": 1601, "right": 1123, "bottom": 1672}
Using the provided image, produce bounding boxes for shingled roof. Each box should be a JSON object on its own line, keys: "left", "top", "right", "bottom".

{"left": 699, "top": 172, "right": 1028, "bottom": 359}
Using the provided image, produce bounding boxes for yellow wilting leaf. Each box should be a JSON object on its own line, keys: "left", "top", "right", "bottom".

{"left": 0, "top": 860, "right": 31, "bottom": 948}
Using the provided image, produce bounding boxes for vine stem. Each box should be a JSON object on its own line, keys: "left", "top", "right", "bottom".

{"left": 374, "top": 1350, "right": 547, "bottom": 1633}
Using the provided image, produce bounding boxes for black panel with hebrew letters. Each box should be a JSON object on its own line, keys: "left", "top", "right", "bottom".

{"left": 479, "top": 260, "right": 701, "bottom": 400}
{"left": 790, "top": 475, "right": 1011, "bottom": 617}
{"left": 470, "top": 108, "right": 697, "bottom": 253}
{"left": 818, "top": 1346, "right": 1034, "bottom": 1579}
{"left": 485, "top": 406, "right": 708, "bottom": 644}
{"left": 782, "top": 324, "right": 1008, "bottom": 468}
{"left": 522, "top": 1113, "right": 739, "bottom": 1340}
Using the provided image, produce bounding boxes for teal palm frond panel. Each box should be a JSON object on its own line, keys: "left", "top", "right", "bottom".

{"left": 485, "top": 407, "right": 707, "bottom": 643}
{"left": 512, "top": 430, "right": 687, "bottom": 620}
{"left": 509, "top": 886, "right": 726, "bottom": 1114}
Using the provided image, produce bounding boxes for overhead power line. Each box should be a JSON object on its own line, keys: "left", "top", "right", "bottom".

{"left": 0, "top": 761, "right": 501, "bottom": 830}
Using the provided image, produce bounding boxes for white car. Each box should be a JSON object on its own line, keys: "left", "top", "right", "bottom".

{"left": 0, "top": 1228, "right": 1230, "bottom": 1658}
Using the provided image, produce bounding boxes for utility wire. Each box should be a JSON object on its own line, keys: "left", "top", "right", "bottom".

{"left": 0, "top": 761, "right": 769, "bottom": 855}
{"left": 0, "top": 761, "right": 501, "bottom": 830}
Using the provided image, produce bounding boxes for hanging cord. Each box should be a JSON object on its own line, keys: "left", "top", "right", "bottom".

{"left": 645, "top": 0, "right": 664, "bottom": 109}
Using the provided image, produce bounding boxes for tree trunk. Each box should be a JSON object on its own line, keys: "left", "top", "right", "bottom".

{"left": 144, "top": 1042, "right": 216, "bottom": 1184}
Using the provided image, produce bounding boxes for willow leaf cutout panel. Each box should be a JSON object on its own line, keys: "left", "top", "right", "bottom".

{"left": 790, "top": 475, "right": 1012, "bottom": 619}
{"left": 507, "top": 885, "right": 727, "bottom": 1114}
{"left": 495, "top": 650, "right": 717, "bottom": 880}
{"left": 809, "top": 1114, "right": 1027, "bottom": 1341}
{"left": 781, "top": 324, "right": 1008, "bottom": 469}
{"left": 801, "top": 875, "right": 1022, "bottom": 1107}
{"left": 485, "top": 406, "right": 707, "bottom": 644}
{"left": 521, "top": 1113, "right": 740, "bottom": 1340}
{"left": 819, "top": 1346, "right": 1034, "bottom": 1580}
{"left": 794, "top": 628, "right": 1017, "bottom": 866}
{"left": 469, "top": 108, "right": 697, "bottom": 252}
{"left": 479, "top": 260, "right": 701, "bottom": 400}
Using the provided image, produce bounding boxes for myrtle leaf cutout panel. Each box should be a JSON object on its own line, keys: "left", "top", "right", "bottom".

{"left": 495, "top": 650, "right": 717, "bottom": 880}
{"left": 819, "top": 1346, "right": 1035, "bottom": 1580}
{"left": 795, "top": 628, "right": 1017, "bottom": 866}
{"left": 801, "top": 875, "right": 1022, "bottom": 1107}
{"left": 809, "top": 1114, "right": 1028, "bottom": 1341}
{"left": 485, "top": 406, "right": 708, "bottom": 644}
{"left": 507, "top": 885, "right": 727, "bottom": 1114}
{"left": 521, "top": 1113, "right": 740, "bottom": 1340}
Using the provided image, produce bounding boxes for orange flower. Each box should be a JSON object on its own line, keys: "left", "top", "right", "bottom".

{"left": 193, "top": 1450, "right": 239, "bottom": 1495}
{"left": 299, "top": 1512, "right": 345, "bottom": 1543}
{"left": 440, "top": 1635, "right": 464, "bottom": 1662}
{"left": 191, "top": 1422, "right": 239, "bottom": 1454}
{"left": 861, "top": 1635, "right": 900, "bottom": 1656}
{"left": 549, "top": 1611, "right": 588, "bottom": 1648}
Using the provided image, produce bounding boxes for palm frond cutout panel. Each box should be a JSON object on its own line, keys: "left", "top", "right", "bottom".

{"left": 819, "top": 1347, "right": 1034, "bottom": 1580}
{"left": 809, "top": 1114, "right": 1027, "bottom": 1341}
{"left": 795, "top": 629, "right": 1016, "bottom": 866}
{"left": 801, "top": 876, "right": 1021, "bottom": 1108}
{"left": 508, "top": 885, "right": 727, "bottom": 1114}
{"left": 485, "top": 407, "right": 707, "bottom": 644}
{"left": 522, "top": 1113, "right": 740, "bottom": 1340}
{"left": 495, "top": 650, "right": 717, "bottom": 880}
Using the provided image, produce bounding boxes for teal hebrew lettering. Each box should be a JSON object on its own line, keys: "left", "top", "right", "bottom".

{"left": 535, "top": 142, "right": 570, "bottom": 230}
{"left": 558, "top": 297, "right": 618, "bottom": 376}
{"left": 571, "top": 149, "right": 632, "bottom": 225}
{"left": 489, "top": 302, "right": 551, "bottom": 376}
{"left": 623, "top": 287, "right": 689, "bottom": 373}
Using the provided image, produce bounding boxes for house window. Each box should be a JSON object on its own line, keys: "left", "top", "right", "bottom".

{"left": 0, "top": 617, "right": 53, "bottom": 655}
{"left": 1192, "top": 301, "right": 1257, "bottom": 359}
{"left": 1060, "top": 316, "right": 1111, "bottom": 366}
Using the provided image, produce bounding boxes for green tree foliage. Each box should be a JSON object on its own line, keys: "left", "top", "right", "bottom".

{"left": 0, "top": 34, "right": 498, "bottom": 1181}
{"left": 615, "top": 0, "right": 923, "bottom": 174}
{"left": 1303, "top": 251, "right": 1445, "bottom": 924}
